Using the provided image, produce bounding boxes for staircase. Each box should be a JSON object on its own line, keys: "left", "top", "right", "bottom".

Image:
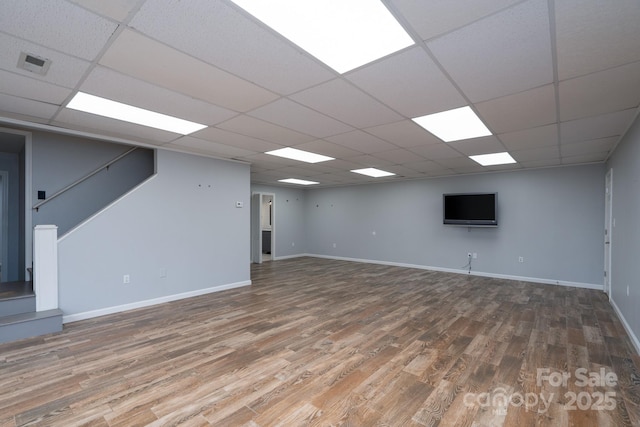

{"left": 0, "top": 281, "right": 62, "bottom": 344}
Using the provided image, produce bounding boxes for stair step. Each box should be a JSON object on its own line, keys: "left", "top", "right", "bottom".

{"left": 0, "top": 294, "right": 36, "bottom": 317}
{"left": 0, "top": 309, "right": 63, "bottom": 344}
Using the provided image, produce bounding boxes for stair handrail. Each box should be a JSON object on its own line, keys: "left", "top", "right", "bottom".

{"left": 32, "top": 146, "right": 138, "bottom": 212}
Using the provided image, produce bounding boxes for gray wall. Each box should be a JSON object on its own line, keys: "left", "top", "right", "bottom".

{"left": 304, "top": 164, "right": 605, "bottom": 286}
{"left": 607, "top": 112, "right": 640, "bottom": 349}
{"left": 31, "top": 132, "right": 154, "bottom": 236}
{"left": 58, "top": 149, "right": 250, "bottom": 317}
{"left": 251, "top": 184, "right": 307, "bottom": 258}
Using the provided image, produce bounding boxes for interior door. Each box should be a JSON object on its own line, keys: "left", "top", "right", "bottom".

{"left": 604, "top": 169, "right": 612, "bottom": 297}
{"left": 251, "top": 193, "right": 262, "bottom": 264}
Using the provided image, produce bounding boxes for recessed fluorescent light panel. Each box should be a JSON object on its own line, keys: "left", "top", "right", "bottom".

{"left": 67, "top": 92, "right": 207, "bottom": 135}
{"left": 469, "top": 152, "right": 517, "bottom": 166}
{"left": 278, "top": 178, "right": 319, "bottom": 185}
{"left": 412, "top": 106, "right": 492, "bottom": 142}
{"left": 351, "top": 168, "right": 395, "bottom": 178}
{"left": 229, "top": 0, "right": 414, "bottom": 73}
{"left": 266, "top": 147, "right": 334, "bottom": 163}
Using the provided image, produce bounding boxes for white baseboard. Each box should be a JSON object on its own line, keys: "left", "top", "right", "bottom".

{"left": 306, "top": 253, "right": 602, "bottom": 291}
{"left": 273, "top": 253, "right": 307, "bottom": 261}
{"left": 610, "top": 298, "right": 640, "bottom": 355}
{"left": 62, "top": 280, "right": 251, "bottom": 324}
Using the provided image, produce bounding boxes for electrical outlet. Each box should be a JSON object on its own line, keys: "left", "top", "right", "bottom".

{"left": 472, "top": 252, "right": 478, "bottom": 259}
{"left": 518, "top": 256, "right": 524, "bottom": 263}
{"left": 333, "top": 243, "right": 337, "bottom": 248}
{"left": 123, "top": 274, "right": 130, "bottom": 284}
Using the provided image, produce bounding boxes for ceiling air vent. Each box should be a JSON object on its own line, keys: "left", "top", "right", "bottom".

{"left": 17, "top": 52, "right": 51, "bottom": 76}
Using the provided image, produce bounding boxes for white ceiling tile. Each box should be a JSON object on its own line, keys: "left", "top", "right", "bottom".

{"left": 296, "top": 162, "right": 344, "bottom": 175}
{"left": 129, "top": 0, "right": 334, "bottom": 95}
{"left": 0, "top": 0, "right": 117, "bottom": 60}
{"left": 559, "top": 61, "right": 640, "bottom": 121}
{"left": 81, "top": 67, "right": 237, "bottom": 126}
{"left": 408, "top": 143, "right": 463, "bottom": 160}
{"left": 290, "top": 79, "right": 403, "bottom": 128}
{"left": 475, "top": 84, "right": 556, "bottom": 134}
{"left": 561, "top": 136, "right": 618, "bottom": 157}
{"left": 485, "top": 163, "right": 523, "bottom": 172}
{"left": 167, "top": 136, "right": 256, "bottom": 158}
{"left": 0, "top": 93, "right": 59, "bottom": 120}
{"left": 403, "top": 160, "right": 453, "bottom": 175}
{"left": 275, "top": 166, "right": 322, "bottom": 178}
{"left": 562, "top": 152, "right": 609, "bottom": 164}
{"left": 192, "top": 127, "right": 283, "bottom": 153}
{"left": 511, "top": 146, "right": 559, "bottom": 162}
{"left": 364, "top": 120, "right": 441, "bottom": 148}
{"left": 427, "top": 0, "right": 553, "bottom": 102}
{"left": 68, "top": 0, "right": 141, "bottom": 21}
{"left": 447, "top": 136, "right": 506, "bottom": 156}
{"left": 391, "top": 0, "right": 522, "bottom": 41}
{"left": 292, "top": 140, "right": 362, "bottom": 159}
{"left": 326, "top": 130, "right": 398, "bottom": 153}
{"left": 241, "top": 152, "right": 305, "bottom": 167}
{"left": 561, "top": 109, "right": 637, "bottom": 144}
{"left": 0, "top": 70, "right": 71, "bottom": 105}
{"left": 52, "top": 109, "right": 179, "bottom": 144}
{"left": 435, "top": 156, "right": 485, "bottom": 171}
{"left": 372, "top": 149, "right": 426, "bottom": 164}
{"left": 0, "top": 34, "right": 92, "bottom": 89}
{"left": 499, "top": 124, "right": 558, "bottom": 151}
{"left": 249, "top": 98, "right": 353, "bottom": 138}
{"left": 100, "top": 30, "right": 278, "bottom": 112}
{"left": 344, "top": 154, "right": 395, "bottom": 168}
{"left": 383, "top": 165, "right": 427, "bottom": 178}
{"left": 555, "top": 0, "right": 640, "bottom": 80}
{"left": 217, "top": 115, "right": 315, "bottom": 145}
{"left": 451, "top": 165, "right": 489, "bottom": 174}
{"left": 317, "top": 159, "right": 368, "bottom": 172}
{"left": 346, "top": 47, "right": 466, "bottom": 117}
{"left": 520, "top": 158, "right": 562, "bottom": 168}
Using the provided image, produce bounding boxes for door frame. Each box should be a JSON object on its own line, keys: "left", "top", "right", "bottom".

{"left": 0, "top": 171, "right": 8, "bottom": 282}
{"left": 604, "top": 168, "right": 613, "bottom": 299}
{"left": 251, "top": 192, "right": 275, "bottom": 263}
{"left": 0, "top": 127, "right": 32, "bottom": 281}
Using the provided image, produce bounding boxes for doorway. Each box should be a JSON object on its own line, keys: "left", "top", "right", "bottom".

{"left": 604, "top": 169, "right": 613, "bottom": 298}
{"left": 0, "top": 172, "right": 8, "bottom": 282}
{"left": 251, "top": 192, "right": 275, "bottom": 264}
{"left": 0, "top": 128, "right": 31, "bottom": 283}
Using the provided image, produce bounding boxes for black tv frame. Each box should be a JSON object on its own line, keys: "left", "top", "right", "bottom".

{"left": 443, "top": 192, "right": 498, "bottom": 227}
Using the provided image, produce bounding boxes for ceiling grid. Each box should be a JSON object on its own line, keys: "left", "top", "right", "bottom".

{"left": 0, "top": 0, "right": 638, "bottom": 187}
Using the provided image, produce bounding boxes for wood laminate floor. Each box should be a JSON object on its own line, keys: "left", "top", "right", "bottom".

{"left": 1, "top": 257, "right": 639, "bottom": 426}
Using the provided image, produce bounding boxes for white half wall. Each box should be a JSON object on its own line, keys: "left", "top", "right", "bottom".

{"left": 58, "top": 149, "right": 250, "bottom": 318}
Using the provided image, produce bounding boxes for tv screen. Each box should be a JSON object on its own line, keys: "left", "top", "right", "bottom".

{"left": 443, "top": 193, "right": 497, "bottom": 226}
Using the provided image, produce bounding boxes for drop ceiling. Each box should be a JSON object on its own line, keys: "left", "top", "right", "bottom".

{"left": 1, "top": 0, "right": 639, "bottom": 187}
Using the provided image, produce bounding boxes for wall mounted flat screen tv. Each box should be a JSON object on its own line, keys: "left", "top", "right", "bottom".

{"left": 443, "top": 193, "right": 497, "bottom": 226}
